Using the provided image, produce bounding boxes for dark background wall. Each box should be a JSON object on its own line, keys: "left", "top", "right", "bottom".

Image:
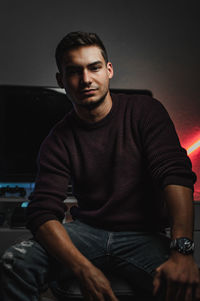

{"left": 0, "top": 0, "right": 199, "bottom": 199}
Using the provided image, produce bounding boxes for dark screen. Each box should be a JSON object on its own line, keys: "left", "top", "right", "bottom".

{"left": 0, "top": 86, "right": 73, "bottom": 181}
{"left": 0, "top": 85, "right": 152, "bottom": 182}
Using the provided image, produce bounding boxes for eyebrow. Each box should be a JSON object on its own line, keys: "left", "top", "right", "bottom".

{"left": 66, "top": 60, "right": 103, "bottom": 69}
{"left": 88, "top": 61, "right": 103, "bottom": 67}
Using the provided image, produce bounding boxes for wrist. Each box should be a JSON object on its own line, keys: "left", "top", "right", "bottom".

{"left": 170, "top": 237, "right": 194, "bottom": 255}
{"left": 170, "top": 250, "right": 194, "bottom": 260}
{"left": 70, "top": 257, "right": 94, "bottom": 277}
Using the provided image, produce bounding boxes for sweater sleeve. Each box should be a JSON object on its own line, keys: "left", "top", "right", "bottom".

{"left": 138, "top": 97, "right": 196, "bottom": 190}
{"left": 26, "top": 128, "right": 71, "bottom": 235}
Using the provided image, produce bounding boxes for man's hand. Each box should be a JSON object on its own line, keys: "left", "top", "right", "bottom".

{"left": 36, "top": 220, "right": 118, "bottom": 301}
{"left": 153, "top": 254, "right": 200, "bottom": 301}
{"left": 76, "top": 263, "right": 119, "bottom": 301}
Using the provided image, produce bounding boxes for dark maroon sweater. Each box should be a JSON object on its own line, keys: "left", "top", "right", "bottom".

{"left": 27, "top": 94, "right": 196, "bottom": 235}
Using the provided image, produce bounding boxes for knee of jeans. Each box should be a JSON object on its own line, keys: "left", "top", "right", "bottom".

{"left": 1, "top": 240, "right": 35, "bottom": 272}
{"left": 1, "top": 249, "right": 14, "bottom": 272}
{"left": 1, "top": 246, "right": 20, "bottom": 274}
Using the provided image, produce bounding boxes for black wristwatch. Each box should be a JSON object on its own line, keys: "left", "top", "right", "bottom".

{"left": 170, "top": 237, "right": 195, "bottom": 255}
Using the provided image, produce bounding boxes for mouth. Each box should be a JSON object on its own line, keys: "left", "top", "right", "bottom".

{"left": 80, "top": 88, "right": 98, "bottom": 95}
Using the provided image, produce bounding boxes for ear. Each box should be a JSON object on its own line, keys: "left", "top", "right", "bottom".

{"left": 56, "top": 72, "right": 64, "bottom": 88}
{"left": 107, "top": 62, "right": 114, "bottom": 79}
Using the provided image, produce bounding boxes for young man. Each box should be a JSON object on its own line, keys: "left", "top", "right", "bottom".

{"left": 1, "top": 31, "right": 199, "bottom": 301}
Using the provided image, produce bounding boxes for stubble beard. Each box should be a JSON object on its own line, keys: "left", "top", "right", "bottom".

{"left": 76, "top": 89, "right": 109, "bottom": 111}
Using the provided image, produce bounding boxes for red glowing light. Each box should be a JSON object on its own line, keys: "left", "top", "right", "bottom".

{"left": 187, "top": 139, "right": 200, "bottom": 156}
{"left": 184, "top": 136, "right": 200, "bottom": 200}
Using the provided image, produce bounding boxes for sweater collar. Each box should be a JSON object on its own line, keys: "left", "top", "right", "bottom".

{"left": 71, "top": 93, "right": 118, "bottom": 130}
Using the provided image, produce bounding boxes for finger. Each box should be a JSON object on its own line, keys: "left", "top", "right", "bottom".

{"left": 190, "top": 282, "right": 199, "bottom": 301}
{"left": 196, "top": 284, "right": 200, "bottom": 301}
{"left": 105, "top": 289, "right": 119, "bottom": 301}
{"left": 80, "top": 284, "right": 95, "bottom": 301}
{"left": 85, "top": 291, "right": 104, "bottom": 301}
{"left": 184, "top": 285, "right": 193, "bottom": 301}
{"left": 175, "top": 284, "right": 190, "bottom": 301}
{"left": 95, "top": 282, "right": 117, "bottom": 301}
{"left": 153, "top": 271, "right": 162, "bottom": 295}
{"left": 95, "top": 291, "right": 106, "bottom": 301}
{"left": 102, "top": 284, "right": 118, "bottom": 301}
{"left": 165, "top": 280, "right": 178, "bottom": 301}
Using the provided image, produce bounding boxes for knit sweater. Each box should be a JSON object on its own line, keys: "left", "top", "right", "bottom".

{"left": 27, "top": 93, "right": 196, "bottom": 235}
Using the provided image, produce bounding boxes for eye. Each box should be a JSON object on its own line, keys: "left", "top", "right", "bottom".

{"left": 65, "top": 70, "right": 75, "bottom": 76}
{"left": 66, "top": 67, "right": 82, "bottom": 76}
{"left": 90, "top": 65, "right": 101, "bottom": 71}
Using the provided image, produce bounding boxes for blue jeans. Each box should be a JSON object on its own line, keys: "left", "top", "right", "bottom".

{"left": 0, "top": 220, "right": 170, "bottom": 300}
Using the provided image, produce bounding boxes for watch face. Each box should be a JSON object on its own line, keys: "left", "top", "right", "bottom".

{"left": 177, "top": 238, "right": 194, "bottom": 254}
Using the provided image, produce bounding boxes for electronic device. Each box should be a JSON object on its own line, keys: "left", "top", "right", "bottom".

{"left": 0, "top": 85, "right": 152, "bottom": 183}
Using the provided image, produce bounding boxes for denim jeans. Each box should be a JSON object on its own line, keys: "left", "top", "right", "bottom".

{"left": 0, "top": 220, "right": 170, "bottom": 301}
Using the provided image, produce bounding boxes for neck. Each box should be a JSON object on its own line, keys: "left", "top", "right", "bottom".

{"left": 74, "top": 92, "right": 112, "bottom": 123}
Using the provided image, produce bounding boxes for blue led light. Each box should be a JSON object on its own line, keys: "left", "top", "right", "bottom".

{"left": 21, "top": 201, "right": 29, "bottom": 208}
{"left": 0, "top": 183, "right": 35, "bottom": 188}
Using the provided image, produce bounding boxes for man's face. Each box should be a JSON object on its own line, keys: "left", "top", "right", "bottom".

{"left": 56, "top": 46, "right": 113, "bottom": 109}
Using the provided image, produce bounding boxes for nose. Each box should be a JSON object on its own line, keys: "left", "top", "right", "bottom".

{"left": 80, "top": 69, "right": 92, "bottom": 85}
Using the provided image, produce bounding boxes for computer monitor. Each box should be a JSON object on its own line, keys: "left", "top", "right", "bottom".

{"left": 0, "top": 85, "right": 152, "bottom": 182}
{"left": 0, "top": 85, "right": 72, "bottom": 182}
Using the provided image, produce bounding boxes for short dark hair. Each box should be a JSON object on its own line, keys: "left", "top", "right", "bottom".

{"left": 55, "top": 31, "right": 108, "bottom": 72}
